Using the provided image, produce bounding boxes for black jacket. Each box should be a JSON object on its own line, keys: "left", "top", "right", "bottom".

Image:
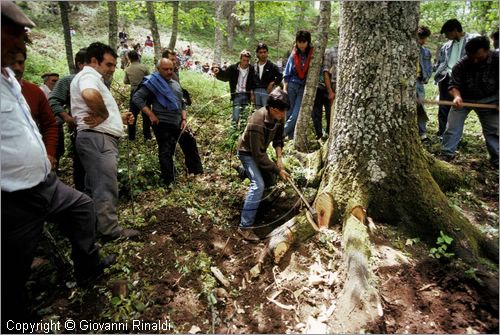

{"left": 215, "top": 63, "right": 255, "bottom": 101}
{"left": 253, "top": 60, "right": 282, "bottom": 89}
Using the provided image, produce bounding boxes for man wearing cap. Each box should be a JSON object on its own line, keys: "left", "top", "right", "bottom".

{"left": 40, "top": 72, "right": 59, "bottom": 98}
{"left": 1, "top": 1, "right": 115, "bottom": 326}
{"left": 434, "top": 19, "right": 479, "bottom": 137}
{"left": 235, "top": 88, "right": 290, "bottom": 241}
{"left": 71, "top": 41, "right": 140, "bottom": 241}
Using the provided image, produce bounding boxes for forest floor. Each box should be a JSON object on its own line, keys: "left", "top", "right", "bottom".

{"left": 24, "top": 67, "right": 498, "bottom": 333}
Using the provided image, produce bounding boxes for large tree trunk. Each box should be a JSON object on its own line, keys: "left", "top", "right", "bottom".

{"left": 312, "top": 2, "right": 498, "bottom": 326}
{"left": 146, "top": 1, "right": 162, "bottom": 63}
{"left": 249, "top": 1, "right": 255, "bottom": 44}
{"left": 108, "top": 1, "right": 118, "bottom": 50}
{"left": 58, "top": 1, "right": 74, "bottom": 74}
{"left": 168, "top": 1, "right": 179, "bottom": 50}
{"left": 213, "top": 0, "right": 224, "bottom": 65}
{"left": 294, "top": 1, "right": 331, "bottom": 153}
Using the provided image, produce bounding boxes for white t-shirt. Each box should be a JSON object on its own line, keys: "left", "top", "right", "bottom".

{"left": 70, "top": 66, "right": 124, "bottom": 137}
{"left": 1, "top": 68, "right": 51, "bottom": 191}
{"left": 236, "top": 66, "right": 249, "bottom": 93}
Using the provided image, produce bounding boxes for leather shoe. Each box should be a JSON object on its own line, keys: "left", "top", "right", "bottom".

{"left": 101, "top": 228, "right": 140, "bottom": 243}
{"left": 77, "top": 254, "right": 117, "bottom": 287}
{"left": 237, "top": 227, "right": 260, "bottom": 242}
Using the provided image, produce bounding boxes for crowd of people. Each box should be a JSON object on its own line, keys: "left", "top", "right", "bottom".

{"left": 1, "top": 0, "right": 498, "bottom": 327}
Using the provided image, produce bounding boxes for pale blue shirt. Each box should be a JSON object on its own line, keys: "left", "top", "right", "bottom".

{"left": 1, "top": 68, "right": 51, "bottom": 192}
{"left": 70, "top": 66, "right": 124, "bottom": 137}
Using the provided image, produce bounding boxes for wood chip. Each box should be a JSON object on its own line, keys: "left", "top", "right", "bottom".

{"left": 210, "top": 266, "right": 230, "bottom": 288}
{"left": 266, "top": 297, "right": 295, "bottom": 310}
{"left": 417, "top": 283, "right": 437, "bottom": 292}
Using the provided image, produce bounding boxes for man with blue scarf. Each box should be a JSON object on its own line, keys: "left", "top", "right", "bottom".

{"left": 133, "top": 58, "right": 203, "bottom": 186}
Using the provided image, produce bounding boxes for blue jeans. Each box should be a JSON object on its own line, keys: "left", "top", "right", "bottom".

{"left": 254, "top": 88, "right": 268, "bottom": 109}
{"left": 284, "top": 81, "right": 305, "bottom": 139}
{"left": 238, "top": 154, "right": 276, "bottom": 227}
{"left": 437, "top": 76, "right": 453, "bottom": 136}
{"left": 232, "top": 93, "right": 249, "bottom": 127}
{"left": 442, "top": 102, "right": 499, "bottom": 166}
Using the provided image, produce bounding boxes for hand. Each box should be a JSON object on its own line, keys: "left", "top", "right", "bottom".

{"left": 180, "top": 119, "right": 187, "bottom": 131}
{"left": 63, "top": 115, "right": 77, "bottom": 131}
{"left": 48, "top": 155, "right": 57, "bottom": 169}
{"left": 278, "top": 168, "right": 290, "bottom": 181}
{"left": 267, "top": 83, "right": 274, "bottom": 93}
{"left": 251, "top": 92, "right": 256, "bottom": 104}
{"left": 148, "top": 113, "right": 159, "bottom": 125}
{"left": 452, "top": 96, "right": 463, "bottom": 109}
{"left": 122, "top": 111, "right": 135, "bottom": 125}
{"left": 83, "top": 114, "right": 105, "bottom": 128}
{"left": 328, "top": 90, "right": 335, "bottom": 104}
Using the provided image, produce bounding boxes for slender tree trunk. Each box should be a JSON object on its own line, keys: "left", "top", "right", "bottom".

{"left": 294, "top": 1, "right": 331, "bottom": 153}
{"left": 168, "top": 1, "right": 179, "bottom": 50}
{"left": 213, "top": 0, "right": 224, "bottom": 65}
{"left": 108, "top": 1, "right": 118, "bottom": 50}
{"left": 249, "top": 1, "right": 255, "bottom": 44}
{"left": 146, "top": 1, "right": 162, "bottom": 63}
{"left": 225, "top": 1, "right": 236, "bottom": 51}
{"left": 58, "top": 1, "right": 74, "bottom": 74}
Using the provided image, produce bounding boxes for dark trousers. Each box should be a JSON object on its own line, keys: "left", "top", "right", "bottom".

{"left": 70, "top": 132, "right": 85, "bottom": 192}
{"left": 312, "top": 86, "right": 331, "bottom": 139}
{"left": 128, "top": 92, "right": 152, "bottom": 140}
{"left": 438, "top": 75, "right": 453, "bottom": 136}
{"left": 1, "top": 172, "right": 100, "bottom": 327}
{"left": 152, "top": 122, "right": 203, "bottom": 185}
{"left": 55, "top": 116, "right": 65, "bottom": 168}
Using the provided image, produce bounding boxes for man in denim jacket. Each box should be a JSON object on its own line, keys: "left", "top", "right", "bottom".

{"left": 434, "top": 19, "right": 479, "bottom": 136}
{"left": 416, "top": 26, "right": 433, "bottom": 140}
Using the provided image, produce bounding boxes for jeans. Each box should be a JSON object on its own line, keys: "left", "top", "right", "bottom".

{"left": 76, "top": 131, "right": 122, "bottom": 237}
{"left": 1, "top": 172, "right": 99, "bottom": 327}
{"left": 442, "top": 102, "right": 499, "bottom": 166}
{"left": 437, "top": 75, "right": 453, "bottom": 136}
{"left": 232, "top": 93, "right": 249, "bottom": 128}
{"left": 238, "top": 154, "right": 276, "bottom": 227}
{"left": 284, "top": 81, "right": 305, "bottom": 139}
{"left": 254, "top": 88, "right": 268, "bottom": 109}
{"left": 152, "top": 122, "right": 203, "bottom": 186}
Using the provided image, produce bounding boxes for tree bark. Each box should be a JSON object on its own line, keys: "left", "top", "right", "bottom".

{"left": 213, "top": 0, "right": 225, "bottom": 65}
{"left": 249, "top": 1, "right": 255, "bottom": 44}
{"left": 168, "top": 1, "right": 179, "bottom": 50}
{"left": 294, "top": 0, "right": 331, "bottom": 153}
{"left": 146, "top": 1, "right": 162, "bottom": 63}
{"left": 58, "top": 1, "right": 74, "bottom": 74}
{"left": 225, "top": 1, "right": 236, "bottom": 51}
{"left": 108, "top": 1, "right": 118, "bottom": 50}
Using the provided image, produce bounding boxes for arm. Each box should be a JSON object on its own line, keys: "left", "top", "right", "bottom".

{"left": 48, "top": 77, "right": 76, "bottom": 129}
{"left": 180, "top": 109, "right": 187, "bottom": 130}
{"left": 81, "top": 88, "right": 109, "bottom": 127}
{"left": 448, "top": 60, "right": 465, "bottom": 109}
{"left": 133, "top": 86, "right": 159, "bottom": 125}
{"left": 324, "top": 70, "right": 335, "bottom": 104}
{"left": 124, "top": 70, "right": 130, "bottom": 85}
{"left": 37, "top": 92, "right": 59, "bottom": 167}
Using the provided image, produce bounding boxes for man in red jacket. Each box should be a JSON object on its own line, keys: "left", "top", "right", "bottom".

{"left": 10, "top": 51, "right": 58, "bottom": 168}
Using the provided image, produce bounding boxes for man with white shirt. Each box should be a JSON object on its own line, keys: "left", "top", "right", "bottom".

{"left": 72, "top": 42, "right": 140, "bottom": 241}
{"left": 434, "top": 19, "right": 479, "bottom": 136}
{"left": 1, "top": 2, "right": 115, "bottom": 327}
{"left": 252, "top": 43, "right": 282, "bottom": 109}
{"left": 213, "top": 50, "right": 256, "bottom": 129}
